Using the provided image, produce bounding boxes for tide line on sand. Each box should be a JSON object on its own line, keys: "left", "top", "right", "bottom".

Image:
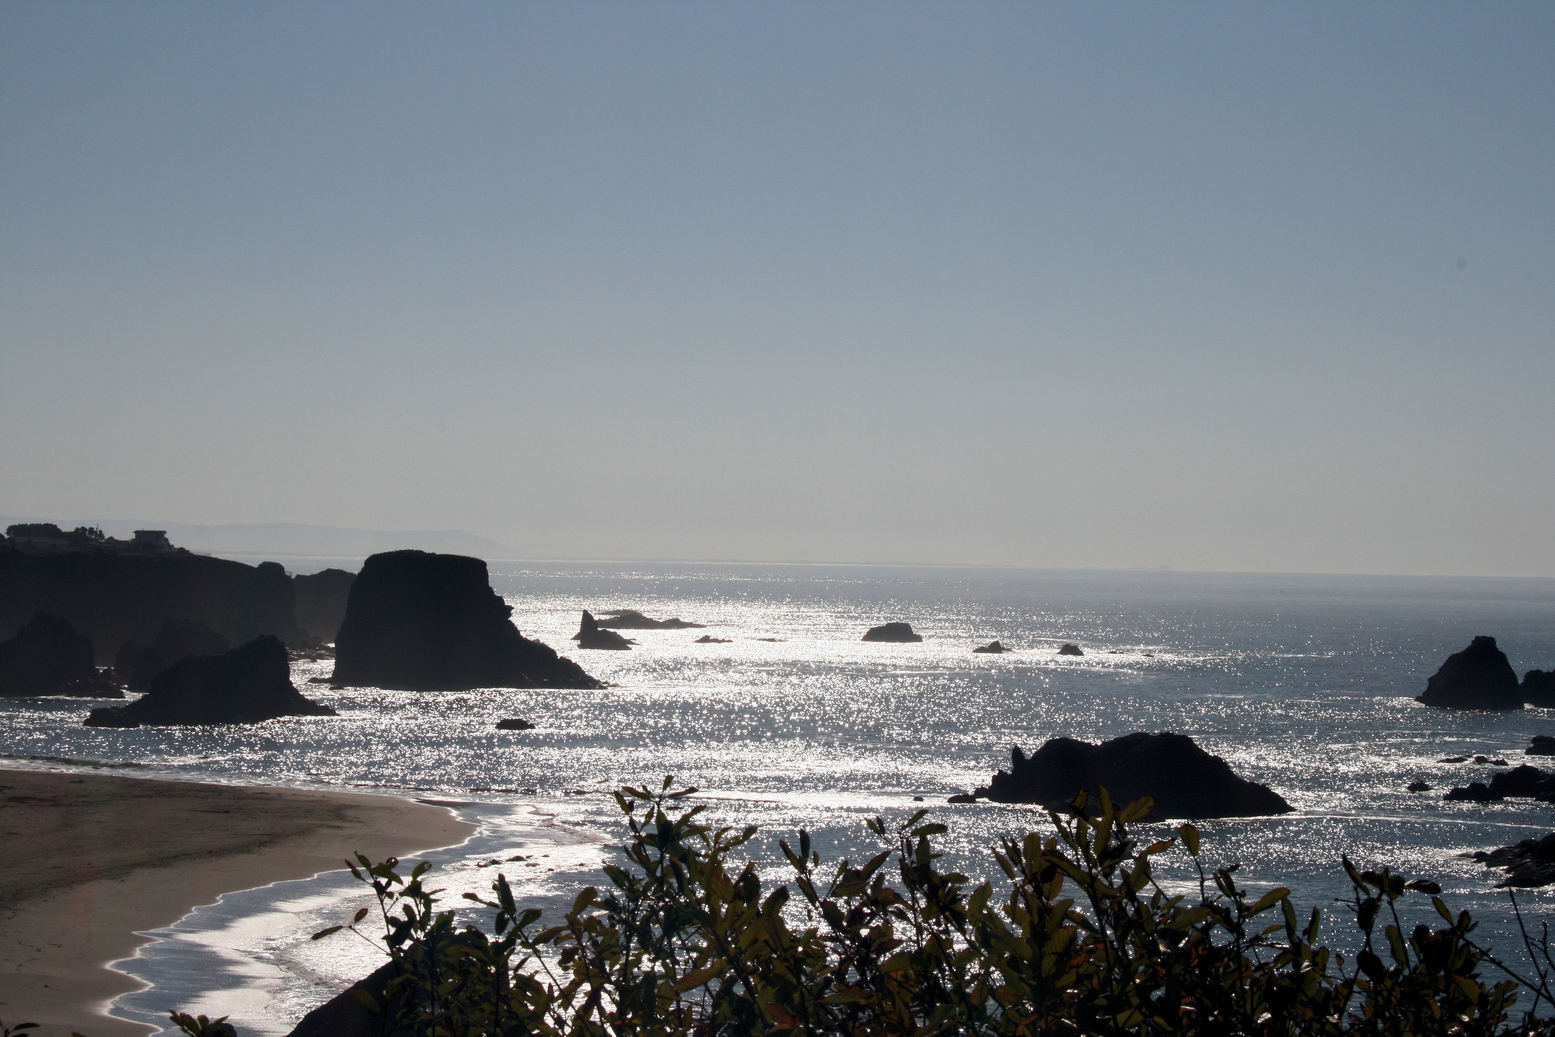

{"left": 0, "top": 768, "right": 476, "bottom": 1037}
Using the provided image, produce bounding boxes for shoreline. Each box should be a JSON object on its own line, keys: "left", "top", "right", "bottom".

{"left": 0, "top": 768, "right": 476, "bottom": 1037}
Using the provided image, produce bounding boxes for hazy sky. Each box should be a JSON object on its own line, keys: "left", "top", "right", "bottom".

{"left": 4, "top": 2, "right": 1552, "bottom": 576}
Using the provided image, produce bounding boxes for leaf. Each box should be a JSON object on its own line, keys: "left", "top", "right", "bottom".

{"left": 311, "top": 925, "right": 344, "bottom": 940}
{"left": 1178, "top": 824, "right": 1200, "bottom": 856}
{"left": 1249, "top": 887, "right": 1291, "bottom": 915}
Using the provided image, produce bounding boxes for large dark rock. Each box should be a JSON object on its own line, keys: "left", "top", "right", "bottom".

{"left": 0, "top": 549, "right": 308, "bottom": 663}
{"left": 1474, "top": 833, "right": 1555, "bottom": 888}
{"left": 1444, "top": 764, "right": 1555, "bottom": 804}
{"left": 573, "top": 610, "right": 635, "bottom": 650}
{"left": 85, "top": 635, "right": 333, "bottom": 727}
{"left": 862, "top": 622, "right": 922, "bottom": 643}
{"left": 594, "top": 609, "right": 704, "bottom": 630}
{"left": 979, "top": 732, "right": 1293, "bottom": 820}
{"left": 973, "top": 640, "right": 1012, "bottom": 654}
{"left": 293, "top": 567, "right": 356, "bottom": 643}
{"left": 1528, "top": 736, "right": 1555, "bottom": 757}
{"left": 1057, "top": 643, "right": 1084, "bottom": 657}
{"left": 1524, "top": 671, "right": 1555, "bottom": 709}
{"left": 120, "top": 619, "right": 231, "bottom": 691}
{"left": 1416, "top": 636, "right": 1522, "bottom": 710}
{"left": 331, "top": 551, "right": 599, "bottom": 690}
{"left": 0, "top": 611, "right": 117, "bottom": 697}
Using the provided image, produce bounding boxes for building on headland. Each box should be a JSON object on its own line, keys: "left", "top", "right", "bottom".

{"left": 2, "top": 523, "right": 180, "bottom": 555}
{"left": 131, "top": 530, "right": 173, "bottom": 552}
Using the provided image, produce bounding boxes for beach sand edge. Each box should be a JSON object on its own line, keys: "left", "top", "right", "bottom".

{"left": 0, "top": 768, "right": 476, "bottom": 1037}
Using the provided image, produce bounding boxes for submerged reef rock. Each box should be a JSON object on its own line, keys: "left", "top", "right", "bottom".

{"left": 120, "top": 619, "right": 230, "bottom": 691}
{"left": 1475, "top": 833, "right": 1555, "bottom": 887}
{"left": 1416, "top": 636, "right": 1522, "bottom": 710}
{"left": 973, "top": 640, "right": 1012, "bottom": 654}
{"left": 694, "top": 634, "right": 732, "bottom": 644}
{"left": 292, "top": 567, "right": 356, "bottom": 643}
{"left": 979, "top": 732, "right": 1293, "bottom": 820}
{"left": 0, "top": 611, "right": 117, "bottom": 697}
{"left": 332, "top": 551, "right": 600, "bottom": 690}
{"left": 1057, "top": 643, "right": 1084, "bottom": 657}
{"left": 496, "top": 717, "right": 534, "bottom": 731}
{"left": 573, "top": 610, "right": 635, "bottom": 650}
{"left": 1524, "top": 670, "right": 1555, "bottom": 709}
{"left": 862, "top": 622, "right": 922, "bottom": 643}
{"left": 594, "top": 609, "right": 704, "bottom": 630}
{"left": 85, "top": 635, "right": 333, "bottom": 727}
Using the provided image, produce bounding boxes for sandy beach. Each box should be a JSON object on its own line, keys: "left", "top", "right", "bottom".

{"left": 0, "top": 768, "right": 475, "bottom": 1037}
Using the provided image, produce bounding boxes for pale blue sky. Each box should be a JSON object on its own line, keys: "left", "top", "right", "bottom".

{"left": 3, "top": 2, "right": 1552, "bottom": 575}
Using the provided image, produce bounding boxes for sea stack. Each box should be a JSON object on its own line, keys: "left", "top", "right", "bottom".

{"left": 1416, "top": 636, "right": 1522, "bottom": 710}
{"left": 85, "top": 635, "right": 333, "bottom": 727}
{"left": 332, "top": 551, "right": 600, "bottom": 690}
{"left": 573, "top": 610, "right": 635, "bottom": 650}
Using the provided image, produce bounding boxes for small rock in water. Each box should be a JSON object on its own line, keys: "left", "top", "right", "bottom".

{"left": 862, "top": 622, "right": 922, "bottom": 643}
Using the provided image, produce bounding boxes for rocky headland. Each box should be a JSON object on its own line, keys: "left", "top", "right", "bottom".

{"left": 0, "top": 542, "right": 310, "bottom": 663}
{"left": 292, "top": 567, "right": 356, "bottom": 643}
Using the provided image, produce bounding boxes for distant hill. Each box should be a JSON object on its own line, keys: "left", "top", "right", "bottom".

{"left": 0, "top": 517, "right": 510, "bottom": 563}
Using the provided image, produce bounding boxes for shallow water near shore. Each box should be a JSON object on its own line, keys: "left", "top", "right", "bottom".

{"left": 5, "top": 563, "right": 1555, "bottom": 1032}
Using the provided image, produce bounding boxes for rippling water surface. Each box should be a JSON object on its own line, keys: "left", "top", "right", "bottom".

{"left": 5, "top": 563, "right": 1555, "bottom": 1032}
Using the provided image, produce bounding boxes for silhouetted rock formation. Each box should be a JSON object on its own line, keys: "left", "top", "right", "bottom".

{"left": 0, "top": 548, "right": 308, "bottom": 664}
{"left": 293, "top": 567, "right": 356, "bottom": 643}
{"left": 1475, "top": 834, "right": 1555, "bottom": 887}
{"left": 595, "top": 609, "right": 704, "bottom": 630}
{"left": 496, "top": 717, "right": 534, "bottom": 730}
{"left": 120, "top": 619, "right": 231, "bottom": 691}
{"left": 1524, "top": 671, "right": 1555, "bottom": 708}
{"left": 573, "top": 610, "right": 635, "bottom": 650}
{"left": 0, "top": 612, "right": 118, "bottom": 698}
{"left": 1057, "top": 643, "right": 1084, "bottom": 657}
{"left": 694, "top": 634, "right": 732, "bottom": 644}
{"left": 85, "top": 636, "right": 333, "bottom": 727}
{"left": 1416, "top": 636, "right": 1522, "bottom": 710}
{"left": 1443, "top": 764, "right": 1555, "bottom": 804}
{"left": 862, "top": 622, "right": 922, "bottom": 643}
{"left": 332, "top": 551, "right": 600, "bottom": 690}
{"left": 1529, "top": 736, "right": 1555, "bottom": 756}
{"left": 973, "top": 641, "right": 1012, "bottom": 654}
{"left": 979, "top": 732, "right": 1293, "bottom": 820}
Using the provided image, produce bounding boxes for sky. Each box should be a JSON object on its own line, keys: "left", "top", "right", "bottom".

{"left": 3, "top": 2, "right": 1552, "bottom": 576}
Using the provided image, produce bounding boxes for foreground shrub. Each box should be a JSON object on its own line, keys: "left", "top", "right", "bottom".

{"left": 311, "top": 779, "right": 1555, "bottom": 1036}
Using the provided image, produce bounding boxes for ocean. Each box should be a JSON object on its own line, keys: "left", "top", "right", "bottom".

{"left": 4, "top": 562, "right": 1555, "bottom": 1032}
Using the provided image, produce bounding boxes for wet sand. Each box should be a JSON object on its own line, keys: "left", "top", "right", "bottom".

{"left": 0, "top": 768, "right": 474, "bottom": 1037}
